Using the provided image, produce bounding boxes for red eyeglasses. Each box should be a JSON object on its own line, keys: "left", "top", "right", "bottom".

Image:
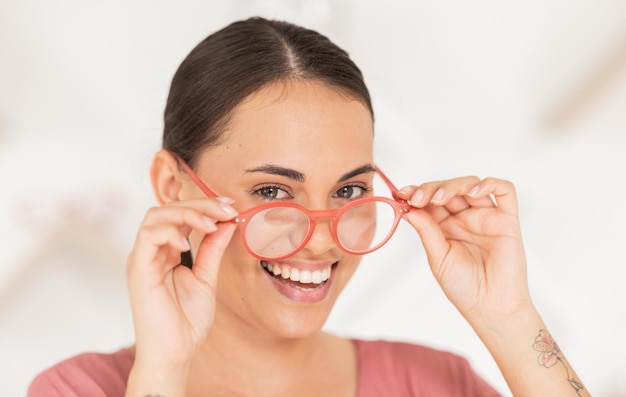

{"left": 179, "top": 160, "right": 410, "bottom": 261}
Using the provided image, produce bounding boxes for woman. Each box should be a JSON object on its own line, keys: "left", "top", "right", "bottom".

{"left": 29, "top": 17, "right": 588, "bottom": 396}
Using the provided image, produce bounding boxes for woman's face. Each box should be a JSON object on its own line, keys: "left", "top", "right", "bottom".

{"left": 185, "top": 80, "right": 374, "bottom": 339}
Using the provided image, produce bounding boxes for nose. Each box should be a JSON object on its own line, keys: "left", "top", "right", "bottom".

{"left": 302, "top": 217, "right": 338, "bottom": 255}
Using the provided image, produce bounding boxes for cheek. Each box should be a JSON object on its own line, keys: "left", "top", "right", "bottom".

{"left": 332, "top": 255, "right": 363, "bottom": 289}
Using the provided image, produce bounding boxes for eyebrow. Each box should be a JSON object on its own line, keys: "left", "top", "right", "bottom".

{"left": 244, "top": 165, "right": 306, "bottom": 182}
{"left": 338, "top": 164, "right": 376, "bottom": 182}
{"left": 244, "top": 163, "right": 376, "bottom": 183}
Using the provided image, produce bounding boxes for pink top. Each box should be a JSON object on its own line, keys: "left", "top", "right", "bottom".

{"left": 28, "top": 340, "right": 501, "bottom": 396}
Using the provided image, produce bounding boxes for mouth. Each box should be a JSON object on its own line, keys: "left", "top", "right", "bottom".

{"left": 260, "top": 260, "right": 337, "bottom": 302}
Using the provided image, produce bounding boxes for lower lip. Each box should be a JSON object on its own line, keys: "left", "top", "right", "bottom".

{"left": 261, "top": 264, "right": 336, "bottom": 303}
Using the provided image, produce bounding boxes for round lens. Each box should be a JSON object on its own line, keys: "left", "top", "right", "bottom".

{"left": 244, "top": 207, "right": 310, "bottom": 258}
{"left": 336, "top": 200, "right": 396, "bottom": 253}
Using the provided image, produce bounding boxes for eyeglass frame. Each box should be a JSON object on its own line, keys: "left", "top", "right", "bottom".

{"left": 178, "top": 158, "right": 411, "bottom": 261}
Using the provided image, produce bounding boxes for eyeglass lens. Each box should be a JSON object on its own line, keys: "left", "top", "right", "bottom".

{"left": 243, "top": 200, "right": 397, "bottom": 258}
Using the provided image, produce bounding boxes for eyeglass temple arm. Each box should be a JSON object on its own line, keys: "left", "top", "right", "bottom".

{"left": 177, "top": 158, "right": 220, "bottom": 198}
{"left": 374, "top": 166, "right": 404, "bottom": 202}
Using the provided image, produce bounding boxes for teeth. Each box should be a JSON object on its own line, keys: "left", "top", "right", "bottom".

{"left": 262, "top": 261, "right": 332, "bottom": 285}
{"left": 300, "top": 270, "right": 312, "bottom": 284}
{"left": 311, "top": 271, "right": 322, "bottom": 284}
{"left": 289, "top": 268, "right": 300, "bottom": 282}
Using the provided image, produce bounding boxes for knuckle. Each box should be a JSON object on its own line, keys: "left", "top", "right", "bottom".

{"left": 481, "top": 176, "right": 498, "bottom": 185}
{"left": 181, "top": 207, "right": 202, "bottom": 225}
{"left": 146, "top": 205, "right": 161, "bottom": 214}
{"left": 419, "top": 180, "right": 443, "bottom": 190}
{"left": 505, "top": 179, "right": 517, "bottom": 192}
{"left": 134, "top": 225, "right": 153, "bottom": 245}
{"left": 482, "top": 177, "right": 516, "bottom": 190}
{"left": 144, "top": 206, "right": 161, "bottom": 219}
{"left": 183, "top": 205, "right": 199, "bottom": 218}
{"left": 460, "top": 176, "right": 481, "bottom": 186}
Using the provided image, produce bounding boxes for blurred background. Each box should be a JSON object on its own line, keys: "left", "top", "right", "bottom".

{"left": 1, "top": 0, "right": 625, "bottom": 395}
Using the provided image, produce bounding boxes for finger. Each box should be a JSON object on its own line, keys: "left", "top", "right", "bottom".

{"left": 402, "top": 209, "right": 449, "bottom": 270}
{"left": 418, "top": 204, "right": 454, "bottom": 224}
{"left": 441, "top": 196, "right": 470, "bottom": 215}
{"left": 145, "top": 198, "right": 238, "bottom": 226}
{"left": 141, "top": 204, "right": 228, "bottom": 235}
{"left": 127, "top": 223, "right": 191, "bottom": 283}
{"left": 463, "top": 194, "right": 496, "bottom": 208}
{"left": 467, "top": 177, "right": 518, "bottom": 215}
{"left": 145, "top": 206, "right": 217, "bottom": 235}
{"left": 192, "top": 223, "right": 238, "bottom": 288}
{"left": 398, "top": 176, "right": 484, "bottom": 208}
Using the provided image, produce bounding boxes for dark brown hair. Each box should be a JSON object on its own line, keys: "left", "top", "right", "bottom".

{"left": 162, "top": 17, "right": 373, "bottom": 166}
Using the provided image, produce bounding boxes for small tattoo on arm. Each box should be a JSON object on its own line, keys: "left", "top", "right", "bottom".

{"left": 533, "top": 329, "right": 584, "bottom": 396}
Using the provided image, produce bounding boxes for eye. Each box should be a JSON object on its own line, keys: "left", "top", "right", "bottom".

{"left": 252, "top": 184, "right": 292, "bottom": 200}
{"left": 334, "top": 184, "right": 371, "bottom": 200}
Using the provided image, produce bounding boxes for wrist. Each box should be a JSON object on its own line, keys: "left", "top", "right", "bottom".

{"left": 471, "top": 302, "right": 542, "bottom": 343}
{"left": 125, "top": 355, "right": 192, "bottom": 397}
{"left": 467, "top": 303, "right": 589, "bottom": 396}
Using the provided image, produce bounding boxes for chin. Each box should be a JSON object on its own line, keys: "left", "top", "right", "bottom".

{"left": 217, "top": 245, "right": 360, "bottom": 341}
{"left": 264, "top": 306, "right": 333, "bottom": 340}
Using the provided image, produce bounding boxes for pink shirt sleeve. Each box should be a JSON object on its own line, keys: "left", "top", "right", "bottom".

{"left": 355, "top": 339, "right": 502, "bottom": 397}
{"left": 27, "top": 349, "right": 133, "bottom": 397}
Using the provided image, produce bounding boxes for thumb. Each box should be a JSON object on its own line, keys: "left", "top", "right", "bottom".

{"left": 191, "top": 223, "right": 237, "bottom": 287}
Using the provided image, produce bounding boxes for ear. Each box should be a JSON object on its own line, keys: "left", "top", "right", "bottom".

{"left": 150, "top": 149, "right": 184, "bottom": 205}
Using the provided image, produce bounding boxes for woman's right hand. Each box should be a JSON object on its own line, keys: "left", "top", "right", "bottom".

{"left": 125, "top": 198, "right": 238, "bottom": 395}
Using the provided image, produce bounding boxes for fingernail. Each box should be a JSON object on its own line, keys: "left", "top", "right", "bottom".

{"left": 181, "top": 237, "right": 191, "bottom": 251}
{"left": 398, "top": 186, "right": 412, "bottom": 195}
{"left": 432, "top": 188, "right": 445, "bottom": 203}
{"left": 410, "top": 189, "right": 424, "bottom": 203}
{"left": 220, "top": 203, "right": 238, "bottom": 216}
{"left": 468, "top": 185, "right": 480, "bottom": 197}
{"left": 216, "top": 196, "right": 235, "bottom": 204}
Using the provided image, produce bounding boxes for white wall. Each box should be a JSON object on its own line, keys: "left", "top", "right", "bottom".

{"left": 1, "top": 0, "right": 625, "bottom": 395}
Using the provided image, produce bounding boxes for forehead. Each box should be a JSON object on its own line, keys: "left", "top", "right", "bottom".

{"left": 205, "top": 80, "right": 374, "bottom": 177}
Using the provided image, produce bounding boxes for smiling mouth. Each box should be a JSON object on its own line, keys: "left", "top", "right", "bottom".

{"left": 260, "top": 260, "right": 336, "bottom": 289}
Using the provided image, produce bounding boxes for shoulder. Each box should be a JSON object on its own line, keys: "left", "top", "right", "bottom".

{"left": 355, "top": 339, "right": 470, "bottom": 381}
{"left": 27, "top": 349, "right": 133, "bottom": 397}
{"left": 354, "top": 339, "right": 501, "bottom": 397}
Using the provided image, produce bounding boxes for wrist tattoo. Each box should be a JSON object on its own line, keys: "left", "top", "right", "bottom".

{"left": 533, "top": 329, "right": 584, "bottom": 396}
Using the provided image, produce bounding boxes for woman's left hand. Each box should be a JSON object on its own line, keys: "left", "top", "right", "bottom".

{"left": 398, "top": 176, "right": 532, "bottom": 325}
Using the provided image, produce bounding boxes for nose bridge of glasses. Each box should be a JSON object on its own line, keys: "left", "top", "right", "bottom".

{"left": 302, "top": 208, "right": 338, "bottom": 255}
{"left": 308, "top": 208, "right": 341, "bottom": 220}
{"left": 306, "top": 208, "right": 340, "bottom": 236}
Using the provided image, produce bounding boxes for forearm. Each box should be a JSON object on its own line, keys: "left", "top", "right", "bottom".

{"left": 472, "top": 305, "right": 588, "bottom": 396}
